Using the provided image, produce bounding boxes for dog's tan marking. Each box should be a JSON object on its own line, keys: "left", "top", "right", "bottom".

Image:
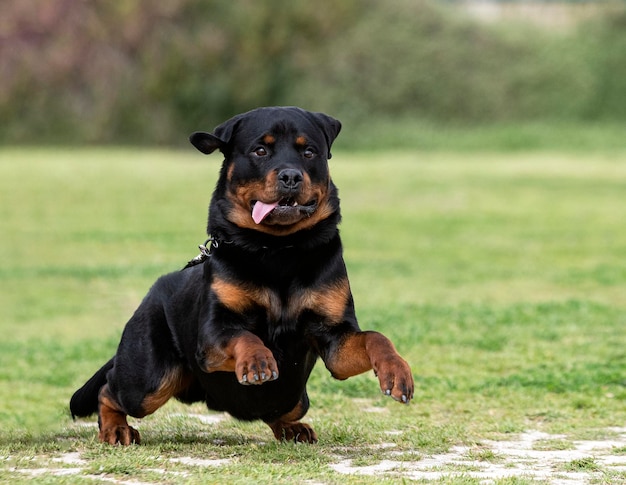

{"left": 231, "top": 176, "right": 276, "bottom": 207}
{"left": 325, "top": 332, "right": 371, "bottom": 380}
{"left": 323, "top": 331, "right": 414, "bottom": 402}
{"left": 141, "top": 367, "right": 193, "bottom": 415}
{"left": 201, "top": 332, "right": 277, "bottom": 381}
{"left": 226, "top": 161, "right": 235, "bottom": 182}
{"left": 323, "top": 331, "right": 402, "bottom": 379}
{"left": 211, "top": 278, "right": 255, "bottom": 313}
{"left": 266, "top": 397, "right": 317, "bottom": 443}
{"left": 226, "top": 171, "right": 334, "bottom": 236}
{"left": 213, "top": 275, "right": 349, "bottom": 324}
{"left": 263, "top": 134, "right": 276, "bottom": 145}
{"left": 226, "top": 172, "right": 278, "bottom": 230}
{"left": 295, "top": 135, "right": 307, "bottom": 147}
{"left": 211, "top": 277, "right": 281, "bottom": 321}
{"left": 290, "top": 278, "right": 350, "bottom": 323}
{"left": 98, "top": 385, "right": 141, "bottom": 445}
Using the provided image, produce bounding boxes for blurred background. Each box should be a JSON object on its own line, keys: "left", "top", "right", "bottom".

{"left": 1, "top": 0, "right": 625, "bottom": 148}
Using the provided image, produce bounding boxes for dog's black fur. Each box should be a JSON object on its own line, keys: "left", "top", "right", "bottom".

{"left": 70, "top": 107, "right": 414, "bottom": 444}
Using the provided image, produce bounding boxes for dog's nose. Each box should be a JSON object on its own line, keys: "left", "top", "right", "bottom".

{"left": 278, "top": 169, "right": 303, "bottom": 191}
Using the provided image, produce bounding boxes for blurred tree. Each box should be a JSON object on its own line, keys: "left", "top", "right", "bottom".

{"left": 0, "top": 0, "right": 623, "bottom": 145}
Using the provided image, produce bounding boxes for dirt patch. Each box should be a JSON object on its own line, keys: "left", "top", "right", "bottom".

{"left": 5, "top": 427, "right": 626, "bottom": 483}
{"left": 330, "top": 428, "right": 626, "bottom": 483}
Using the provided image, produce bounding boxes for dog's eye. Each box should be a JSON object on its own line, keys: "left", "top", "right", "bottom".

{"left": 303, "top": 148, "right": 316, "bottom": 159}
{"left": 252, "top": 147, "right": 267, "bottom": 157}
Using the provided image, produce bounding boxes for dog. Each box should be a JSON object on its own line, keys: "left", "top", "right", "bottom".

{"left": 70, "top": 106, "right": 414, "bottom": 445}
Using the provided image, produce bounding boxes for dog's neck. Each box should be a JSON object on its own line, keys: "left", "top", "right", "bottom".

{"left": 209, "top": 210, "right": 341, "bottom": 254}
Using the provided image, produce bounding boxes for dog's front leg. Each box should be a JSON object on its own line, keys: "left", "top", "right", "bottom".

{"left": 196, "top": 330, "right": 279, "bottom": 385}
{"left": 323, "top": 330, "right": 414, "bottom": 403}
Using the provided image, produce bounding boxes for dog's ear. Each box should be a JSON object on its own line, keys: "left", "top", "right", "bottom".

{"left": 189, "top": 132, "right": 223, "bottom": 155}
{"left": 189, "top": 115, "right": 242, "bottom": 155}
{"left": 308, "top": 111, "right": 342, "bottom": 159}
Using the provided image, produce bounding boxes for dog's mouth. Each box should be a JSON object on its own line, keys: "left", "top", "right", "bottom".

{"left": 251, "top": 197, "right": 317, "bottom": 225}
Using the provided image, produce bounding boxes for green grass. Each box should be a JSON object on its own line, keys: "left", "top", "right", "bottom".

{"left": 1, "top": 146, "right": 626, "bottom": 483}
{"left": 337, "top": 119, "right": 626, "bottom": 153}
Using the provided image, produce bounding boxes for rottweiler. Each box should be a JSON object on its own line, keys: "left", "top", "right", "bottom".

{"left": 70, "top": 106, "right": 414, "bottom": 444}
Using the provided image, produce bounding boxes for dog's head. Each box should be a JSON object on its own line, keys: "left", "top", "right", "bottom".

{"left": 190, "top": 107, "right": 342, "bottom": 238}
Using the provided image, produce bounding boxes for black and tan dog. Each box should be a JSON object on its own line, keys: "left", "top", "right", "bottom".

{"left": 70, "top": 107, "right": 414, "bottom": 445}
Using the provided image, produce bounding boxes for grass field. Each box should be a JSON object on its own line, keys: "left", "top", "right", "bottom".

{"left": 1, "top": 146, "right": 625, "bottom": 483}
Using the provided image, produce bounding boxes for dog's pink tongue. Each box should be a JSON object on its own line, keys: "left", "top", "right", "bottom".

{"left": 252, "top": 201, "right": 279, "bottom": 224}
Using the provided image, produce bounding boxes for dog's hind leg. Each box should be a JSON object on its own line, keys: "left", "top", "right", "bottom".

{"left": 97, "top": 279, "right": 196, "bottom": 445}
{"left": 98, "top": 384, "right": 141, "bottom": 445}
{"left": 265, "top": 392, "right": 317, "bottom": 444}
{"left": 98, "top": 366, "right": 192, "bottom": 445}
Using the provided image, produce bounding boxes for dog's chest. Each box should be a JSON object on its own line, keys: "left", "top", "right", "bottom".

{"left": 211, "top": 276, "right": 350, "bottom": 325}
